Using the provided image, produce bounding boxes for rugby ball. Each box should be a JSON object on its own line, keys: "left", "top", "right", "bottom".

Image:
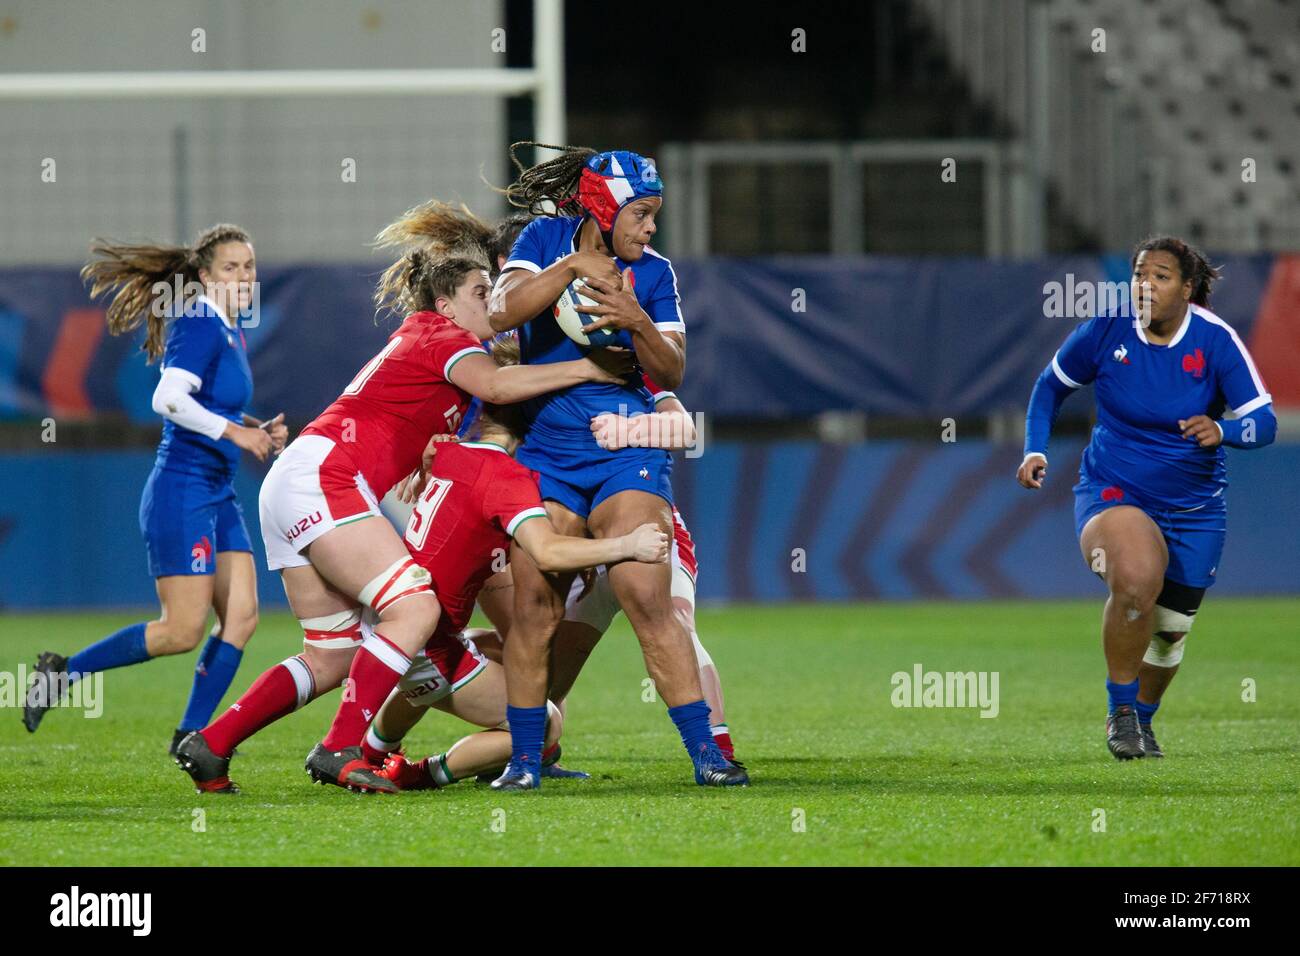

{"left": 553, "top": 278, "right": 617, "bottom": 348}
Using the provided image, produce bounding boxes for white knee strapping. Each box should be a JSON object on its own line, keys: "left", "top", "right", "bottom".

{"left": 358, "top": 556, "right": 433, "bottom": 615}
{"left": 690, "top": 631, "right": 715, "bottom": 670}
{"left": 1144, "top": 605, "right": 1192, "bottom": 666}
{"left": 1144, "top": 633, "right": 1186, "bottom": 667}
{"left": 299, "top": 607, "right": 363, "bottom": 649}
{"left": 1153, "top": 604, "right": 1194, "bottom": 636}
{"left": 282, "top": 655, "right": 316, "bottom": 709}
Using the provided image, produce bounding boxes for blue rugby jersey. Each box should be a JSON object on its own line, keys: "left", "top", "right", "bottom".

{"left": 155, "top": 295, "right": 253, "bottom": 477}
{"left": 500, "top": 216, "right": 685, "bottom": 454}
{"left": 1028, "top": 303, "right": 1273, "bottom": 509}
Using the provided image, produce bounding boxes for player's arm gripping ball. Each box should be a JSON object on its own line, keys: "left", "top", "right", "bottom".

{"left": 577, "top": 269, "right": 686, "bottom": 390}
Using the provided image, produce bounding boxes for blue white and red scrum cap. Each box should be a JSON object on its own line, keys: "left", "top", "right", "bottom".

{"left": 577, "top": 150, "right": 663, "bottom": 233}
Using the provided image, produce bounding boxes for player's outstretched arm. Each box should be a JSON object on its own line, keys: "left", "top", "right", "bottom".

{"left": 488, "top": 251, "right": 622, "bottom": 333}
{"left": 513, "top": 519, "right": 668, "bottom": 573}
{"left": 592, "top": 395, "right": 697, "bottom": 451}
{"left": 449, "top": 350, "right": 635, "bottom": 405}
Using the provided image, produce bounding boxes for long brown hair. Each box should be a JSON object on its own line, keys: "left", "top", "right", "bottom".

{"left": 82, "top": 223, "right": 252, "bottom": 362}
{"left": 372, "top": 200, "right": 493, "bottom": 319}
{"left": 375, "top": 252, "right": 486, "bottom": 320}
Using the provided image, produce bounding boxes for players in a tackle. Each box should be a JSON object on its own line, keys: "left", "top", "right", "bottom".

{"left": 174, "top": 203, "right": 632, "bottom": 793}
{"left": 1018, "top": 236, "right": 1276, "bottom": 760}
{"left": 487, "top": 143, "right": 747, "bottom": 788}
{"left": 361, "top": 345, "right": 669, "bottom": 789}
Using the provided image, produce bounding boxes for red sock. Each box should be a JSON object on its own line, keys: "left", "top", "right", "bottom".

{"left": 321, "top": 633, "right": 410, "bottom": 751}
{"left": 542, "top": 742, "right": 560, "bottom": 764}
{"left": 203, "top": 661, "right": 303, "bottom": 757}
{"left": 712, "top": 729, "right": 735, "bottom": 761}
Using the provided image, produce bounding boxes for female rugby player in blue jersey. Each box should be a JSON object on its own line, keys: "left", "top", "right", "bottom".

{"left": 24, "top": 225, "right": 287, "bottom": 756}
{"left": 1018, "top": 236, "right": 1276, "bottom": 760}
{"left": 486, "top": 143, "right": 747, "bottom": 789}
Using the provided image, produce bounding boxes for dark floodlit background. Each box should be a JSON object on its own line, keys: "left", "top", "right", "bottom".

{"left": 1, "top": 0, "right": 1297, "bottom": 609}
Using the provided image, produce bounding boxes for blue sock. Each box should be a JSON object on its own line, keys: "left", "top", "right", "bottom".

{"left": 1106, "top": 677, "right": 1140, "bottom": 713}
{"left": 507, "top": 704, "right": 547, "bottom": 768}
{"left": 178, "top": 636, "right": 244, "bottom": 731}
{"left": 669, "top": 699, "right": 717, "bottom": 758}
{"left": 67, "top": 622, "right": 150, "bottom": 679}
{"left": 1135, "top": 698, "right": 1160, "bottom": 726}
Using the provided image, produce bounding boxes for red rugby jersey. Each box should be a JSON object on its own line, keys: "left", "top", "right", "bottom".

{"left": 403, "top": 441, "right": 547, "bottom": 638}
{"left": 301, "top": 311, "right": 486, "bottom": 499}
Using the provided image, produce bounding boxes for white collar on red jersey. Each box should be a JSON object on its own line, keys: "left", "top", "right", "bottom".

{"left": 460, "top": 441, "right": 510, "bottom": 454}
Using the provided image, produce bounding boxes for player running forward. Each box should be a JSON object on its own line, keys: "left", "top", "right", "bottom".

{"left": 25, "top": 226, "right": 287, "bottom": 755}
{"left": 1018, "top": 236, "right": 1276, "bottom": 760}
{"left": 487, "top": 142, "right": 746, "bottom": 789}
{"left": 358, "top": 377, "right": 669, "bottom": 790}
{"left": 174, "top": 208, "right": 630, "bottom": 794}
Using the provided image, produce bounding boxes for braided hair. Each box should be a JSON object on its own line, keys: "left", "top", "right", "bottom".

{"left": 1131, "top": 235, "right": 1222, "bottom": 307}
{"left": 499, "top": 141, "right": 597, "bottom": 217}
{"left": 82, "top": 223, "right": 252, "bottom": 362}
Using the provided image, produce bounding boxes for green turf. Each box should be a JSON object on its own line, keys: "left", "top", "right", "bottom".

{"left": 1, "top": 599, "right": 1297, "bottom": 866}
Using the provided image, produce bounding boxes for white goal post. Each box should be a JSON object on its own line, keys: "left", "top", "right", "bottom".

{"left": 0, "top": 0, "right": 566, "bottom": 145}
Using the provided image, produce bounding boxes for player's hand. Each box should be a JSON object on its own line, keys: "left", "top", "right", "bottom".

{"left": 1017, "top": 453, "right": 1048, "bottom": 489}
{"left": 625, "top": 522, "right": 670, "bottom": 564}
{"left": 581, "top": 346, "right": 638, "bottom": 384}
{"left": 260, "top": 412, "right": 288, "bottom": 455}
{"left": 566, "top": 250, "right": 623, "bottom": 288}
{"left": 232, "top": 424, "right": 273, "bottom": 462}
{"left": 1179, "top": 415, "right": 1222, "bottom": 447}
{"left": 400, "top": 433, "right": 459, "bottom": 502}
{"left": 394, "top": 468, "right": 421, "bottom": 504}
{"left": 576, "top": 269, "right": 651, "bottom": 335}
{"left": 591, "top": 412, "right": 627, "bottom": 450}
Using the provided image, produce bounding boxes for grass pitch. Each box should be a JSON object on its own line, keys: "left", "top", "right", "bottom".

{"left": 1, "top": 599, "right": 1297, "bottom": 866}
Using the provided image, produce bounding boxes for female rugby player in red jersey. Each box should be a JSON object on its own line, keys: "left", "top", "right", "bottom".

{"left": 175, "top": 203, "right": 630, "bottom": 794}
{"left": 360, "top": 340, "right": 670, "bottom": 790}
